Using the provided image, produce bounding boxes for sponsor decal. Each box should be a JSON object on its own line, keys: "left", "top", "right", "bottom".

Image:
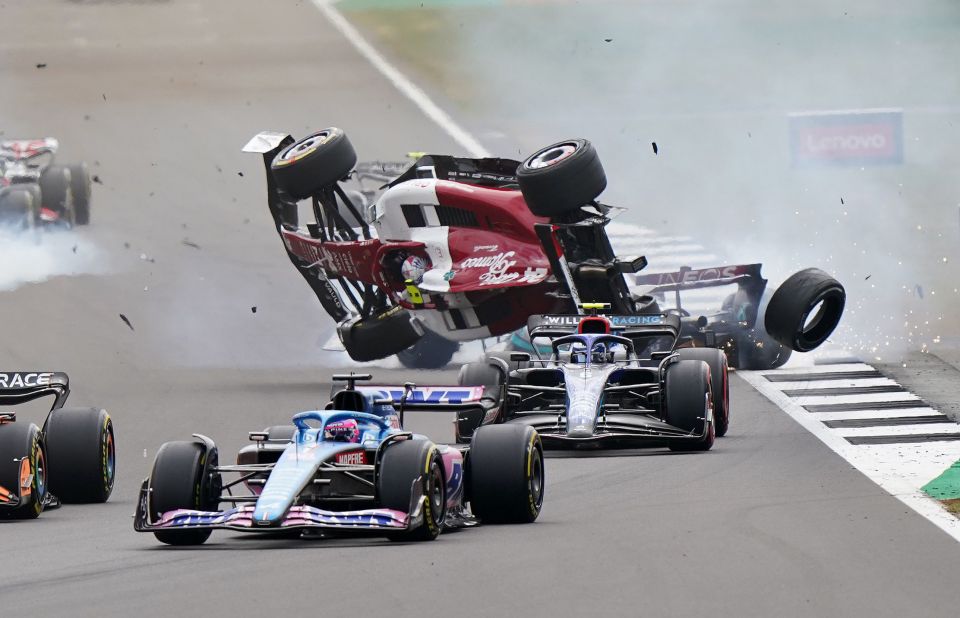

{"left": 0, "top": 373, "right": 53, "bottom": 389}
{"left": 610, "top": 315, "right": 664, "bottom": 326}
{"left": 789, "top": 109, "right": 903, "bottom": 167}
{"left": 461, "top": 251, "right": 516, "bottom": 270}
{"left": 473, "top": 244, "right": 499, "bottom": 252}
{"left": 460, "top": 252, "right": 547, "bottom": 286}
{"left": 639, "top": 266, "right": 740, "bottom": 286}
{"left": 335, "top": 450, "right": 368, "bottom": 465}
{"left": 357, "top": 386, "right": 484, "bottom": 404}
{"left": 539, "top": 314, "right": 665, "bottom": 327}
{"left": 443, "top": 270, "right": 456, "bottom": 282}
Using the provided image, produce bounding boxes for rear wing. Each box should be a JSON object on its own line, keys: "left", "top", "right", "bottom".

{"left": 354, "top": 385, "right": 495, "bottom": 443}
{"left": 526, "top": 313, "right": 681, "bottom": 340}
{"left": 0, "top": 372, "right": 69, "bottom": 409}
{"left": 634, "top": 264, "right": 766, "bottom": 294}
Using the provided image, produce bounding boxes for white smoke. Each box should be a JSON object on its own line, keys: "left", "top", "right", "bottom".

{"left": 0, "top": 228, "right": 107, "bottom": 291}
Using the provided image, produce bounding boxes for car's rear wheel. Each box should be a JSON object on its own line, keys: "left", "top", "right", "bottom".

{"left": 378, "top": 439, "right": 445, "bottom": 542}
{"left": 765, "top": 268, "right": 845, "bottom": 353}
{"left": 68, "top": 163, "right": 92, "bottom": 225}
{"left": 664, "top": 359, "right": 715, "bottom": 452}
{"left": 39, "top": 165, "right": 72, "bottom": 224}
{"left": 516, "top": 138, "right": 607, "bottom": 217}
{"left": 149, "top": 441, "right": 221, "bottom": 545}
{"left": 0, "top": 423, "right": 46, "bottom": 519}
{"left": 676, "top": 349, "right": 729, "bottom": 437}
{"left": 45, "top": 407, "right": 115, "bottom": 503}
{"left": 0, "top": 189, "right": 37, "bottom": 231}
{"left": 270, "top": 128, "right": 357, "bottom": 200}
{"left": 457, "top": 360, "right": 505, "bottom": 388}
{"left": 468, "top": 424, "right": 544, "bottom": 523}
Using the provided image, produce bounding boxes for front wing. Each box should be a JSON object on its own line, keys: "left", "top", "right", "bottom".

{"left": 133, "top": 479, "right": 426, "bottom": 534}
{"left": 507, "top": 412, "right": 713, "bottom": 449}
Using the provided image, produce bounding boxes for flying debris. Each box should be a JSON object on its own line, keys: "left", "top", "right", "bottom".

{"left": 182, "top": 239, "right": 201, "bottom": 249}
{"left": 119, "top": 314, "right": 134, "bottom": 331}
{"left": 652, "top": 142, "right": 658, "bottom": 155}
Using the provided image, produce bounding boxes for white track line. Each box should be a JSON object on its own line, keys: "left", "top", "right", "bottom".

{"left": 741, "top": 369, "right": 960, "bottom": 543}
{"left": 313, "top": 0, "right": 491, "bottom": 158}
{"left": 810, "top": 408, "right": 943, "bottom": 422}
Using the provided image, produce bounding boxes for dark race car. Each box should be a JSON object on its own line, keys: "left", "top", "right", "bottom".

{"left": 134, "top": 373, "right": 543, "bottom": 545}
{"left": 0, "top": 139, "right": 92, "bottom": 231}
{"left": 0, "top": 372, "right": 115, "bottom": 518}
{"left": 243, "top": 128, "right": 844, "bottom": 369}
{"left": 443, "top": 309, "right": 727, "bottom": 450}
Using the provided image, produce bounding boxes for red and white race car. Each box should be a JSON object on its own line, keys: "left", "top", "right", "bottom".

{"left": 244, "top": 128, "right": 844, "bottom": 369}
{"left": 0, "top": 138, "right": 92, "bottom": 230}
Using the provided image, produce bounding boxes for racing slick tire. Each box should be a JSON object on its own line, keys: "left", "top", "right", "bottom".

{"left": 0, "top": 422, "right": 46, "bottom": 519}
{"left": 457, "top": 360, "right": 505, "bottom": 389}
{"left": 664, "top": 360, "right": 715, "bottom": 452}
{"left": 378, "top": 439, "right": 445, "bottom": 542}
{"left": 270, "top": 128, "right": 357, "bottom": 200}
{"left": 468, "top": 424, "right": 544, "bottom": 524}
{"left": 516, "top": 139, "right": 607, "bottom": 217}
{"left": 765, "top": 268, "right": 845, "bottom": 353}
{"left": 39, "top": 165, "right": 72, "bottom": 223}
{"left": 676, "top": 349, "right": 729, "bottom": 437}
{"left": 340, "top": 307, "right": 424, "bottom": 363}
{"left": 0, "top": 188, "right": 37, "bottom": 231}
{"left": 68, "top": 163, "right": 92, "bottom": 225}
{"left": 45, "top": 407, "right": 115, "bottom": 503}
{"left": 397, "top": 330, "right": 459, "bottom": 369}
{"left": 149, "top": 440, "right": 221, "bottom": 546}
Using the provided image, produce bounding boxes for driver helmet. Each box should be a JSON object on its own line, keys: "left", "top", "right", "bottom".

{"left": 324, "top": 419, "right": 361, "bottom": 443}
{"left": 591, "top": 342, "right": 611, "bottom": 364}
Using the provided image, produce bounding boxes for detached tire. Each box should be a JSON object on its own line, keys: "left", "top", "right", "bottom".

{"left": 68, "top": 163, "right": 92, "bottom": 225}
{"left": 664, "top": 360, "right": 715, "bottom": 452}
{"left": 468, "top": 424, "right": 544, "bottom": 524}
{"left": 0, "top": 423, "right": 46, "bottom": 519}
{"left": 517, "top": 139, "right": 606, "bottom": 217}
{"left": 676, "top": 349, "right": 729, "bottom": 437}
{"left": 765, "top": 268, "right": 845, "bottom": 353}
{"left": 378, "top": 439, "right": 445, "bottom": 542}
{"left": 340, "top": 307, "right": 424, "bottom": 363}
{"left": 397, "top": 330, "right": 459, "bottom": 370}
{"left": 270, "top": 128, "right": 357, "bottom": 200}
{"left": 45, "top": 407, "right": 115, "bottom": 503}
{"left": 149, "top": 441, "right": 221, "bottom": 546}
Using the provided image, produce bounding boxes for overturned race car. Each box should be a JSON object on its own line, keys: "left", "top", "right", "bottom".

{"left": 0, "top": 138, "right": 92, "bottom": 231}
{"left": 0, "top": 372, "right": 116, "bottom": 518}
{"left": 243, "top": 128, "right": 844, "bottom": 369}
{"left": 134, "top": 373, "right": 544, "bottom": 545}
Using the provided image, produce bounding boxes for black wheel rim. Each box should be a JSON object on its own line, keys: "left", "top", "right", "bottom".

{"left": 428, "top": 462, "right": 445, "bottom": 526}
{"left": 529, "top": 447, "right": 544, "bottom": 510}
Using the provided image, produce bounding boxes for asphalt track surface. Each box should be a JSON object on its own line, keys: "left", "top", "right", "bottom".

{"left": 1, "top": 2, "right": 960, "bottom": 616}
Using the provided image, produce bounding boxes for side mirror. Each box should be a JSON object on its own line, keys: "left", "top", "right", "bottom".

{"left": 510, "top": 352, "right": 531, "bottom": 363}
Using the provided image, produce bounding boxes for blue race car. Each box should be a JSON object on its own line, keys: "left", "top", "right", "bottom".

{"left": 134, "top": 374, "right": 543, "bottom": 545}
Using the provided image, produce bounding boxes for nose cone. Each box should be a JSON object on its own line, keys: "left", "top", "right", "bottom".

{"left": 565, "top": 400, "right": 598, "bottom": 438}
{"left": 566, "top": 423, "right": 595, "bottom": 439}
